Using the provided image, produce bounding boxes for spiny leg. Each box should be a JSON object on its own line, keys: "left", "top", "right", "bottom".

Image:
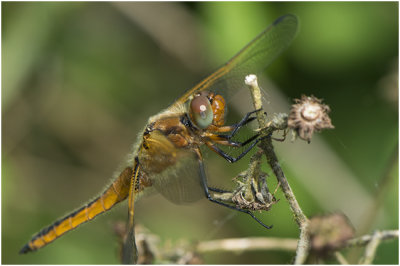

{"left": 203, "top": 108, "right": 268, "bottom": 161}
{"left": 208, "top": 187, "right": 231, "bottom": 193}
{"left": 206, "top": 109, "right": 262, "bottom": 136}
{"left": 213, "top": 132, "right": 259, "bottom": 147}
{"left": 195, "top": 148, "right": 272, "bottom": 229}
{"left": 205, "top": 135, "right": 269, "bottom": 163}
{"left": 227, "top": 109, "right": 262, "bottom": 138}
{"left": 271, "top": 129, "right": 288, "bottom": 142}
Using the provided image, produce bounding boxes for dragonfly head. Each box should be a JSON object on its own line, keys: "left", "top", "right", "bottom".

{"left": 188, "top": 91, "right": 213, "bottom": 129}
{"left": 188, "top": 91, "right": 226, "bottom": 129}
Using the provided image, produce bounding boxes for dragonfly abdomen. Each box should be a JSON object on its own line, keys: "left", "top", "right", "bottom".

{"left": 20, "top": 167, "right": 133, "bottom": 254}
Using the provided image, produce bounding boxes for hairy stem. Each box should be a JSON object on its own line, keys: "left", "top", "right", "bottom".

{"left": 245, "top": 74, "right": 310, "bottom": 264}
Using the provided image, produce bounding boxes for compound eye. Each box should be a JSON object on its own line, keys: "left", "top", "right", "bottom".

{"left": 189, "top": 94, "right": 213, "bottom": 129}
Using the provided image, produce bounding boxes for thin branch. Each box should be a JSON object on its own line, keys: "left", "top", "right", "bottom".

{"left": 197, "top": 237, "right": 298, "bottom": 253}
{"left": 294, "top": 225, "right": 310, "bottom": 264}
{"left": 245, "top": 74, "right": 310, "bottom": 264}
{"left": 346, "top": 229, "right": 399, "bottom": 248}
{"left": 358, "top": 231, "right": 382, "bottom": 264}
{"left": 195, "top": 230, "right": 398, "bottom": 256}
{"left": 334, "top": 252, "right": 349, "bottom": 264}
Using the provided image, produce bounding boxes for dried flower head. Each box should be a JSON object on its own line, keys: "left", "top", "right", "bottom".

{"left": 231, "top": 150, "right": 278, "bottom": 212}
{"left": 309, "top": 213, "right": 355, "bottom": 256}
{"left": 288, "top": 95, "right": 334, "bottom": 142}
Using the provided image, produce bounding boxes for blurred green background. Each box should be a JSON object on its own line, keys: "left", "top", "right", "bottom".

{"left": 2, "top": 2, "right": 398, "bottom": 264}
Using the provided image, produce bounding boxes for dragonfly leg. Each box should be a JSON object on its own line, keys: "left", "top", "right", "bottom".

{"left": 205, "top": 109, "right": 262, "bottom": 135}
{"left": 217, "top": 132, "right": 260, "bottom": 147}
{"left": 208, "top": 187, "right": 231, "bottom": 193}
{"left": 206, "top": 135, "right": 269, "bottom": 163}
{"left": 227, "top": 109, "right": 263, "bottom": 138}
{"left": 196, "top": 156, "right": 272, "bottom": 229}
{"left": 204, "top": 109, "right": 268, "bottom": 150}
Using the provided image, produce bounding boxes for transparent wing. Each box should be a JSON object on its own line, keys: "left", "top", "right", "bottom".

{"left": 151, "top": 150, "right": 204, "bottom": 204}
{"left": 173, "top": 14, "right": 299, "bottom": 106}
{"left": 122, "top": 162, "right": 139, "bottom": 264}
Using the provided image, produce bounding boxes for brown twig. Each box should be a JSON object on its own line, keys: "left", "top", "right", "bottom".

{"left": 245, "top": 74, "right": 310, "bottom": 264}
{"left": 346, "top": 229, "right": 399, "bottom": 248}
{"left": 195, "top": 230, "right": 398, "bottom": 257}
{"left": 197, "top": 237, "right": 298, "bottom": 253}
{"left": 358, "top": 231, "right": 383, "bottom": 264}
{"left": 334, "top": 252, "right": 349, "bottom": 264}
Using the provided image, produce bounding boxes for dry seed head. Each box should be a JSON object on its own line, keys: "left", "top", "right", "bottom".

{"left": 288, "top": 95, "right": 334, "bottom": 142}
{"left": 309, "top": 213, "right": 355, "bottom": 255}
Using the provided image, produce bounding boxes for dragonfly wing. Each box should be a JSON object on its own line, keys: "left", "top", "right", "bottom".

{"left": 151, "top": 150, "right": 205, "bottom": 204}
{"left": 138, "top": 129, "right": 205, "bottom": 204}
{"left": 173, "top": 14, "right": 299, "bottom": 105}
{"left": 122, "top": 161, "right": 140, "bottom": 264}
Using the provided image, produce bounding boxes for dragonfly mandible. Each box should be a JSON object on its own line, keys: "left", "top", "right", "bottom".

{"left": 20, "top": 14, "right": 298, "bottom": 263}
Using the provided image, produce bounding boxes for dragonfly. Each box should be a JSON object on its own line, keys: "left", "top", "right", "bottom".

{"left": 20, "top": 14, "right": 298, "bottom": 263}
